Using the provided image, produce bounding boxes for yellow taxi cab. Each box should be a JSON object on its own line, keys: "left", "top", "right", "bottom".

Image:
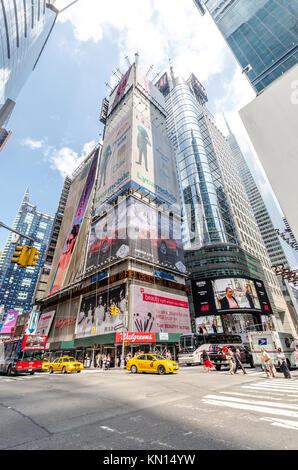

{"left": 41, "top": 358, "right": 50, "bottom": 372}
{"left": 48, "top": 357, "right": 84, "bottom": 374}
{"left": 126, "top": 353, "right": 179, "bottom": 375}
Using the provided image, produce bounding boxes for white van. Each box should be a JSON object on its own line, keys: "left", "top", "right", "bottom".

{"left": 248, "top": 331, "right": 297, "bottom": 368}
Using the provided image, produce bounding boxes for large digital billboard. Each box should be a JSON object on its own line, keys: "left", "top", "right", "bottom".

{"left": 49, "top": 149, "right": 99, "bottom": 294}
{"left": 131, "top": 285, "right": 191, "bottom": 334}
{"left": 192, "top": 277, "right": 272, "bottom": 316}
{"left": 86, "top": 196, "right": 186, "bottom": 273}
{"left": 75, "top": 284, "right": 126, "bottom": 338}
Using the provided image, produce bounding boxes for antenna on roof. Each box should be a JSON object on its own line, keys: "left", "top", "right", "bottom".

{"left": 125, "top": 56, "right": 131, "bottom": 68}
{"left": 105, "top": 82, "right": 113, "bottom": 91}
{"left": 152, "top": 72, "right": 160, "bottom": 82}
{"left": 146, "top": 65, "right": 154, "bottom": 78}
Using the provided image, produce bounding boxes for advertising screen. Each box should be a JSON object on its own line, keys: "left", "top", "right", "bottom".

{"left": 1, "top": 311, "right": 18, "bottom": 334}
{"left": 21, "top": 335, "right": 47, "bottom": 350}
{"left": 108, "top": 66, "right": 133, "bottom": 116}
{"left": 192, "top": 277, "right": 272, "bottom": 315}
{"left": 49, "top": 150, "right": 99, "bottom": 294}
{"left": 131, "top": 285, "right": 191, "bottom": 334}
{"left": 86, "top": 196, "right": 186, "bottom": 273}
{"left": 75, "top": 284, "right": 127, "bottom": 338}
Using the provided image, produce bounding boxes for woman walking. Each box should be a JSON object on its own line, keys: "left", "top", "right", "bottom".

{"left": 201, "top": 350, "right": 213, "bottom": 373}
{"left": 226, "top": 348, "right": 235, "bottom": 375}
{"left": 277, "top": 348, "right": 292, "bottom": 379}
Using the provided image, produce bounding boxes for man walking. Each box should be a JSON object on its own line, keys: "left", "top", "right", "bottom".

{"left": 277, "top": 348, "right": 292, "bottom": 379}
{"left": 234, "top": 348, "right": 247, "bottom": 375}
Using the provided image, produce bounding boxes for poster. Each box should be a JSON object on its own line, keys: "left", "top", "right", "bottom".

{"left": 49, "top": 149, "right": 99, "bottom": 294}
{"left": 35, "top": 311, "right": 55, "bottom": 336}
{"left": 75, "top": 284, "right": 127, "bottom": 338}
{"left": 131, "top": 285, "right": 191, "bottom": 334}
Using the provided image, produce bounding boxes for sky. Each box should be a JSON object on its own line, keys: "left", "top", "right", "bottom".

{"left": 0, "top": 0, "right": 288, "bottom": 254}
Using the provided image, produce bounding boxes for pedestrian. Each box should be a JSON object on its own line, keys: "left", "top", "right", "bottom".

{"left": 294, "top": 345, "right": 298, "bottom": 370}
{"left": 260, "top": 348, "right": 275, "bottom": 378}
{"left": 226, "top": 348, "right": 235, "bottom": 375}
{"left": 102, "top": 353, "right": 107, "bottom": 370}
{"left": 166, "top": 350, "right": 172, "bottom": 360}
{"left": 234, "top": 348, "right": 247, "bottom": 375}
{"left": 96, "top": 352, "right": 102, "bottom": 368}
{"left": 106, "top": 353, "right": 111, "bottom": 370}
{"left": 277, "top": 348, "right": 292, "bottom": 379}
{"left": 201, "top": 349, "right": 213, "bottom": 373}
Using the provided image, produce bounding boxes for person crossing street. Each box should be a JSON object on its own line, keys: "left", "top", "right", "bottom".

{"left": 234, "top": 348, "right": 247, "bottom": 375}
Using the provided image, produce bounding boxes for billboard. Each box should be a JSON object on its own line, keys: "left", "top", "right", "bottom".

{"left": 191, "top": 277, "right": 272, "bottom": 315}
{"left": 75, "top": 284, "right": 127, "bottom": 338}
{"left": 131, "top": 285, "right": 191, "bottom": 334}
{"left": 1, "top": 311, "right": 18, "bottom": 334}
{"left": 35, "top": 311, "right": 55, "bottom": 336}
{"left": 49, "top": 149, "right": 99, "bottom": 294}
{"left": 86, "top": 196, "right": 186, "bottom": 273}
{"left": 94, "top": 111, "right": 132, "bottom": 214}
{"left": 108, "top": 66, "right": 134, "bottom": 116}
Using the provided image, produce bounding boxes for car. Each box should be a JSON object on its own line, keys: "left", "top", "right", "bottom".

{"left": 48, "top": 357, "right": 84, "bottom": 374}
{"left": 41, "top": 358, "right": 50, "bottom": 371}
{"left": 206, "top": 344, "right": 253, "bottom": 370}
{"left": 126, "top": 354, "right": 179, "bottom": 375}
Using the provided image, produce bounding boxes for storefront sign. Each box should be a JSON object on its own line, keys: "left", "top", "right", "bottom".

{"left": 115, "top": 332, "right": 156, "bottom": 344}
{"left": 159, "top": 333, "right": 169, "bottom": 341}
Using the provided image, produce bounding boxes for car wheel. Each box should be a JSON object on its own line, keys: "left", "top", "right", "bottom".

{"left": 62, "top": 366, "right": 67, "bottom": 374}
{"left": 186, "top": 363, "right": 192, "bottom": 367}
{"left": 49, "top": 367, "right": 53, "bottom": 374}
{"left": 77, "top": 370, "right": 81, "bottom": 373}
{"left": 215, "top": 364, "right": 222, "bottom": 371}
{"left": 158, "top": 365, "right": 166, "bottom": 375}
{"left": 159, "top": 241, "right": 167, "bottom": 256}
{"left": 6, "top": 366, "right": 12, "bottom": 376}
{"left": 130, "top": 365, "right": 138, "bottom": 374}
{"left": 30, "top": 371, "right": 34, "bottom": 375}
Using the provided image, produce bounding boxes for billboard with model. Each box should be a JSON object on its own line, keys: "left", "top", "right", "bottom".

{"left": 130, "top": 285, "right": 191, "bottom": 334}
{"left": 75, "top": 284, "right": 127, "bottom": 338}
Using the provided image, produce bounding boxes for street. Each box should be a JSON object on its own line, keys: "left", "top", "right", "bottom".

{"left": 0, "top": 366, "right": 298, "bottom": 450}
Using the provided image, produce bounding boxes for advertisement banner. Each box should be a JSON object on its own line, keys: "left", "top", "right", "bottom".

{"left": 1, "top": 311, "right": 18, "bottom": 334}
{"left": 76, "top": 284, "right": 127, "bottom": 338}
{"left": 21, "top": 335, "right": 47, "bottom": 350}
{"left": 131, "top": 285, "right": 191, "bottom": 334}
{"left": 86, "top": 196, "right": 186, "bottom": 273}
{"left": 115, "top": 332, "right": 156, "bottom": 344}
{"left": 94, "top": 111, "right": 132, "bottom": 214}
{"left": 108, "top": 66, "right": 133, "bottom": 116}
{"left": 131, "top": 101, "right": 179, "bottom": 211}
{"left": 213, "top": 278, "right": 261, "bottom": 311}
{"left": 50, "top": 149, "right": 99, "bottom": 294}
{"left": 35, "top": 311, "right": 55, "bottom": 336}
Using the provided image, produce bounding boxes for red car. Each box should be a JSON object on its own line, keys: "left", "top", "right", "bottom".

{"left": 137, "top": 229, "right": 178, "bottom": 256}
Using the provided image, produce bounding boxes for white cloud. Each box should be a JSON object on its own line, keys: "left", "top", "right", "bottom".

{"left": 22, "top": 136, "right": 97, "bottom": 178}
{"left": 22, "top": 137, "right": 45, "bottom": 149}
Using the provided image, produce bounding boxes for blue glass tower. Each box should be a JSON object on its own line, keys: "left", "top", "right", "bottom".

{"left": 0, "top": 189, "right": 53, "bottom": 315}
{"left": 199, "top": 0, "right": 298, "bottom": 93}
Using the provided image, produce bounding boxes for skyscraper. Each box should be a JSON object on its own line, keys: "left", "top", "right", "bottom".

{"left": 225, "top": 116, "right": 298, "bottom": 331}
{"left": 0, "top": 188, "right": 53, "bottom": 315}
{"left": 0, "top": 0, "right": 77, "bottom": 148}
{"left": 35, "top": 62, "right": 191, "bottom": 360}
{"left": 157, "top": 70, "right": 297, "bottom": 337}
{"left": 196, "top": 0, "right": 298, "bottom": 93}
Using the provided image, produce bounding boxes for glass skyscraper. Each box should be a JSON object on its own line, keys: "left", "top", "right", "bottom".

{"left": 198, "top": 0, "right": 298, "bottom": 92}
{"left": 0, "top": 188, "right": 53, "bottom": 315}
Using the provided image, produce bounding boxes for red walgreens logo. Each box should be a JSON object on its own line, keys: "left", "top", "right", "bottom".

{"left": 116, "top": 332, "right": 156, "bottom": 344}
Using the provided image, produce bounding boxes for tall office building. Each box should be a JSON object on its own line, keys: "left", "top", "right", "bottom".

{"left": 0, "top": 188, "right": 53, "bottom": 315}
{"left": 156, "top": 70, "right": 296, "bottom": 337}
{"left": 0, "top": 1, "right": 77, "bottom": 148}
{"left": 225, "top": 116, "right": 298, "bottom": 331}
{"left": 35, "top": 63, "right": 191, "bottom": 361}
{"left": 195, "top": 0, "right": 298, "bottom": 93}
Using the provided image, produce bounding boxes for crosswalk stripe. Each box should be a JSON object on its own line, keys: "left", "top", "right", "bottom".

{"left": 204, "top": 394, "right": 298, "bottom": 411}
{"left": 202, "top": 397, "right": 298, "bottom": 419}
{"left": 220, "top": 391, "right": 283, "bottom": 401}
{"left": 260, "top": 417, "right": 298, "bottom": 430}
{"left": 242, "top": 386, "right": 298, "bottom": 394}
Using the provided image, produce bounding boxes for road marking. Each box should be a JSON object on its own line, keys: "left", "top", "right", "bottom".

{"left": 202, "top": 396, "right": 298, "bottom": 419}
{"left": 204, "top": 394, "right": 298, "bottom": 411}
{"left": 220, "top": 391, "right": 283, "bottom": 401}
{"left": 260, "top": 417, "right": 298, "bottom": 430}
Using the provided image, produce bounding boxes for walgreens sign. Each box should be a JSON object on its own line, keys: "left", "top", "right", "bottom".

{"left": 115, "top": 332, "right": 156, "bottom": 344}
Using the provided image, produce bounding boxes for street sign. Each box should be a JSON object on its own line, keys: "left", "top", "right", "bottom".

{"left": 26, "top": 310, "right": 40, "bottom": 335}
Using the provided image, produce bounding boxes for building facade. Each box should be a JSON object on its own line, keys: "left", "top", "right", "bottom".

{"left": 36, "top": 63, "right": 191, "bottom": 363}
{"left": 196, "top": 0, "right": 298, "bottom": 93}
{"left": 0, "top": 188, "right": 53, "bottom": 315}
{"left": 157, "top": 70, "right": 297, "bottom": 338}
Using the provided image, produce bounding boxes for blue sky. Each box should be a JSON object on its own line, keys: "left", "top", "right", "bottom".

{"left": 0, "top": 0, "right": 287, "bottom": 253}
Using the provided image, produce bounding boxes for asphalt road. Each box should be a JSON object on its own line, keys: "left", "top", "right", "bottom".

{"left": 0, "top": 365, "right": 298, "bottom": 450}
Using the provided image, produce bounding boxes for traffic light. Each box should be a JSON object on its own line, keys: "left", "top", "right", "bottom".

{"left": 11, "top": 245, "right": 29, "bottom": 267}
{"left": 27, "top": 247, "right": 40, "bottom": 267}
